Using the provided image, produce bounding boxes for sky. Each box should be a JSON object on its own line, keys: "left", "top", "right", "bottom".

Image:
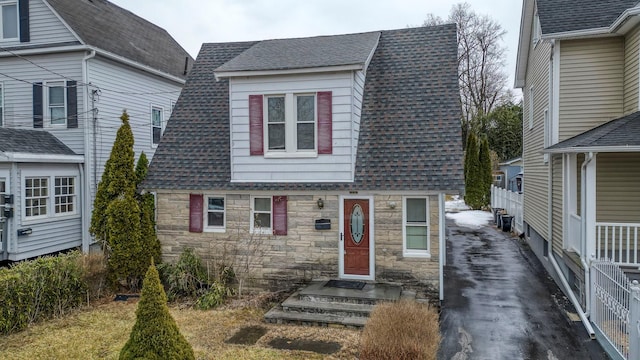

{"left": 110, "top": 0, "right": 523, "bottom": 92}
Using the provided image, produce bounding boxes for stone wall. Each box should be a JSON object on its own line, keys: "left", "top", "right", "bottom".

{"left": 156, "top": 191, "right": 440, "bottom": 291}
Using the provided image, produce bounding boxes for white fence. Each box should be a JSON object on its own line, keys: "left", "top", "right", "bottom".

{"left": 596, "top": 223, "right": 640, "bottom": 266}
{"left": 590, "top": 259, "right": 640, "bottom": 360}
{"left": 490, "top": 185, "right": 523, "bottom": 233}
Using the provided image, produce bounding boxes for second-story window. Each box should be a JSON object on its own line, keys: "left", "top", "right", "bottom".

{"left": 0, "top": 1, "right": 18, "bottom": 40}
{"left": 48, "top": 82, "right": 66, "bottom": 126}
{"left": 265, "top": 93, "right": 317, "bottom": 154}
{"left": 151, "top": 106, "right": 163, "bottom": 146}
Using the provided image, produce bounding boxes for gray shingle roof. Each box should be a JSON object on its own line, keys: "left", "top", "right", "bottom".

{"left": 0, "top": 128, "right": 77, "bottom": 155}
{"left": 537, "top": 0, "right": 639, "bottom": 34}
{"left": 215, "top": 32, "right": 380, "bottom": 73}
{"left": 47, "top": 0, "right": 193, "bottom": 79}
{"left": 547, "top": 111, "right": 640, "bottom": 151}
{"left": 145, "top": 25, "right": 464, "bottom": 192}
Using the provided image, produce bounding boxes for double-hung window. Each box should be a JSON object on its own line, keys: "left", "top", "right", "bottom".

{"left": 151, "top": 106, "right": 163, "bottom": 146}
{"left": 54, "top": 177, "right": 75, "bottom": 214}
{"left": 48, "top": 82, "right": 66, "bottom": 126}
{"left": 403, "top": 197, "right": 430, "bottom": 257}
{"left": 265, "top": 93, "right": 317, "bottom": 155}
{"left": 0, "top": 1, "right": 18, "bottom": 40}
{"left": 205, "top": 196, "right": 225, "bottom": 231}
{"left": 251, "top": 196, "right": 272, "bottom": 233}
{"left": 24, "top": 175, "right": 77, "bottom": 220}
{"left": 25, "top": 177, "right": 48, "bottom": 218}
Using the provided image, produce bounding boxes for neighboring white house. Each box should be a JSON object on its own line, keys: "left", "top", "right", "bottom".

{"left": 0, "top": 0, "right": 192, "bottom": 261}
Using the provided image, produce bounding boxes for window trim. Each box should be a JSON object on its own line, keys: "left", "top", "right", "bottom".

{"left": 203, "top": 195, "right": 226, "bottom": 233}
{"left": 0, "top": 1, "right": 19, "bottom": 41}
{"left": 250, "top": 195, "right": 273, "bottom": 235}
{"left": 45, "top": 80, "right": 67, "bottom": 127}
{"left": 263, "top": 92, "right": 318, "bottom": 157}
{"left": 402, "top": 196, "right": 431, "bottom": 258}
{"left": 528, "top": 86, "right": 534, "bottom": 130}
{"left": 21, "top": 171, "right": 79, "bottom": 223}
{"left": 151, "top": 105, "right": 164, "bottom": 147}
{"left": 24, "top": 176, "right": 49, "bottom": 220}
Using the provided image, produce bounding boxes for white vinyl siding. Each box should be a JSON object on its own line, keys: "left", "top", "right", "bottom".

{"left": 403, "top": 197, "right": 430, "bottom": 257}
{"left": 559, "top": 37, "right": 624, "bottom": 141}
{"left": 352, "top": 70, "right": 365, "bottom": 175}
{"left": 1, "top": 0, "right": 78, "bottom": 48}
{"left": 624, "top": 24, "right": 640, "bottom": 115}
{"left": 204, "top": 195, "right": 225, "bottom": 232}
{"left": 229, "top": 72, "right": 354, "bottom": 182}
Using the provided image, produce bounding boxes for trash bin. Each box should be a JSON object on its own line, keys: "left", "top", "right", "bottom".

{"left": 493, "top": 208, "right": 504, "bottom": 225}
{"left": 501, "top": 215, "right": 514, "bottom": 232}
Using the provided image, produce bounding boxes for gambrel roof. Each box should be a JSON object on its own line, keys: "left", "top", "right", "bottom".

{"left": 145, "top": 25, "right": 464, "bottom": 192}
{"left": 47, "top": 0, "right": 193, "bottom": 79}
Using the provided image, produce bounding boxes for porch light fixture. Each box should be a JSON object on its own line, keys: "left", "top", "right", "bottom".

{"left": 317, "top": 198, "right": 324, "bottom": 209}
{"left": 388, "top": 201, "right": 397, "bottom": 209}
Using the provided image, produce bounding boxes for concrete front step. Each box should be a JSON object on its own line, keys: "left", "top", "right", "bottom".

{"left": 282, "top": 294, "right": 375, "bottom": 317}
{"left": 264, "top": 280, "right": 414, "bottom": 328}
{"left": 264, "top": 308, "right": 368, "bottom": 328}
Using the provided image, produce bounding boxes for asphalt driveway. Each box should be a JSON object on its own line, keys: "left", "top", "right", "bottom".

{"left": 438, "top": 218, "right": 608, "bottom": 360}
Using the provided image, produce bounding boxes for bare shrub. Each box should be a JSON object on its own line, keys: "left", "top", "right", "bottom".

{"left": 360, "top": 300, "right": 440, "bottom": 360}
{"left": 80, "top": 252, "right": 108, "bottom": 301}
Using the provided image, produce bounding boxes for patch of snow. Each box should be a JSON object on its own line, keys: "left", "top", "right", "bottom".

{"left": 445, "top": 195, "right": 470, "bottom": 212}
{"left": 446, "top": 210, "right": 493, "bottom": 229}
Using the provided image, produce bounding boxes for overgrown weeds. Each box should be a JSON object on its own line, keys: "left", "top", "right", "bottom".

{"left": 360, "top": 300, "right": 440, "bottom": 360}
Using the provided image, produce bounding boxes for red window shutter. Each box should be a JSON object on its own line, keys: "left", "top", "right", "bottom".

{"left": 272, "top": 196, "right": 288, "bottom": 235}
{"left": 249, "top": 95, "right": 264, "bottom": 155}
{"left": 317, "top": 91, "right": 333, "bottom": 154}
{"left": 189, "top": 194, "right": 204, "bottom": 233}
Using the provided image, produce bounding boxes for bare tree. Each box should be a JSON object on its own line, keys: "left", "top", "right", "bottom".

{"left": 423, "top": 3, "right": 511, "bottom": 145}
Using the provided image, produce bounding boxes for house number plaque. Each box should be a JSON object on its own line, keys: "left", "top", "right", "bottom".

{"left": 350, "top": 204, "right": 364, "bottom": 244}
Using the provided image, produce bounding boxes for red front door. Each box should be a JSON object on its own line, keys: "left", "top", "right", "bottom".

{"left": 343, "top": 199, "right": 370, "bottom": 276}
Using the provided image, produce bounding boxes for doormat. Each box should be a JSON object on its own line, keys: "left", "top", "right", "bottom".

{"left": 324, "top": 280, "right": 366, "bottom": 290}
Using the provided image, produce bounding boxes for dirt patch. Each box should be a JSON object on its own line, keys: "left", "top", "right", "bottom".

{"left": 267, "top": 337, "right": 342, "bottom": 355}
{"left": 225, "top": 325, "right": 268, "bottom": 345}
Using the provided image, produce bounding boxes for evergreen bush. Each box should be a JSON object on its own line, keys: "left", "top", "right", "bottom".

{"left": 119, "top": 263, "right": 195, "bottom": 360}
{"left": 479, "top": 135, "right": 493, "bottom": 207}
{"left": 464, "top": 133, "right": 484, "bottom": 209}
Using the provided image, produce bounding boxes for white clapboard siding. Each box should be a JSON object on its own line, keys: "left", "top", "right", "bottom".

{"left": 1, "top": 0, "right": 78, "bottom": 48}
{"left": 352, "top": 70, "right": 366, "bottom": 176}
{"left": 624, "top": 25, "right": 640, "bottom": 115}
{"left": 86, "top": 56, "right": 182, "bottom": 200}
{"left": 9, "top": 163, "right": 82, "bottom": 261}
{"left": 230, "top": 72, "right": 355, "bottom": 182}
{"left": 0, "top": 51, "right": 86, "bottom": 153}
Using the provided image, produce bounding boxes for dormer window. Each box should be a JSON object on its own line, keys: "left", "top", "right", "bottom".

{"left": 0, "top": 1, "right": 18, "bottom": 40}
{"left": 265, "top": 93, "right": 316, "bottom": 153}
{"left": 249, "top": 91, "right": 333, "bottom": 158}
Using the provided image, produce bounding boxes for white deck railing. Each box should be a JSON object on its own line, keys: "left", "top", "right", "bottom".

{"left": 490, "top": 185, "right": 523, "bottom": 233}
{"left": 567, "top": 214, "right": 582, "bottom": 255}
{"left": 596, "top": 223, "right": 640, "bottom": 266}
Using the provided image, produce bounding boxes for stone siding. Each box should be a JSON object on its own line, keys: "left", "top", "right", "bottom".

{"left": 156, "top": 191, "right": 440, "bottom": 291}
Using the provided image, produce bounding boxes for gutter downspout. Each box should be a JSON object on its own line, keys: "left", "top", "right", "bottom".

{"left": 81, "top": 50, "right": 96, "bottom": 253}
{"left": 581, "top": 152, "right": 595, "bottom": 316}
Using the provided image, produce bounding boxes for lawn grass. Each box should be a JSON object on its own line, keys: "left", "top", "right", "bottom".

{"left": 0, "top": 299, "right": 361, "bottom": 359}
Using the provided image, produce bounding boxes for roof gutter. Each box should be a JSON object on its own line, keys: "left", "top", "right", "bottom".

{"left": 543, "top": 146, "right": 640, "bottom": 154}
{"left": 89, "top": 46, "right": 186, "bottom": 84}
{"left": 0, "top": 152, "right": 84, "bottom": 163}
{"left": 0, "top": 44, "right": 89, "bottom": 57}
{"left": 214, "top": 64, "right": 364, "bottom": 81}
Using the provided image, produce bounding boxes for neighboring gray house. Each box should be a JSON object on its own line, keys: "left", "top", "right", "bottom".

{"left": 498, "top": 157, "right": 522, "bottom": 192}
{"left": 0, "top": 0, "right": 192, "bottom": 261}
{"left": 144, "top": 25, "right": 464, "bottom": 298}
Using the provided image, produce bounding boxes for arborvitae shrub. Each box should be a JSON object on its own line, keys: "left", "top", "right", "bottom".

{"left": 119, "top": 263, "right": 195, "bottom": 360}
{"left": 479, "top": 135, "right": 492, "bottom": 207}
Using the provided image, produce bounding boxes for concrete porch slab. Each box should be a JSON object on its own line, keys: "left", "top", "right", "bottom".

{"left": 298, "top": 280, "right": 402, "bottom": 302}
